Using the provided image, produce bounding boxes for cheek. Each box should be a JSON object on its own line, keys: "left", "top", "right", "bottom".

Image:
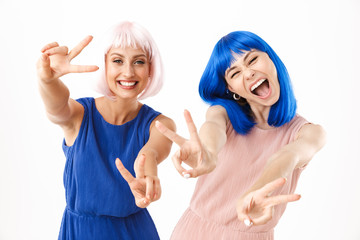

{"left": 268, "top": 61, "right": 277, "bottom": 77}
{"left": 139, "top": 67, "right": 150, "bottom": 79}
{"left": 271, "top": 65, "right": 277, "bottom": 78}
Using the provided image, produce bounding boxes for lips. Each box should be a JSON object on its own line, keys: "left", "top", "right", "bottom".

{"left": 250, "top": 78, "right": 271, "bottom": 98}
{"left": 116, "top": 80, "right": 138, "bottom": 89}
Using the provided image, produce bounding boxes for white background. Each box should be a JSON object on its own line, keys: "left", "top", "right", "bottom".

{"left": 0, "top": 0, "right": 359, "bottom": 239}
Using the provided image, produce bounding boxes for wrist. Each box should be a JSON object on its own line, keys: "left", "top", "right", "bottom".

{"left": 38, "top": 77, "right": 57, "bottom": 88}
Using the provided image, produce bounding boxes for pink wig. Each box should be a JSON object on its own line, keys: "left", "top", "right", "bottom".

{"left": 95, "top": 21, "right": 164, "bottom": 100}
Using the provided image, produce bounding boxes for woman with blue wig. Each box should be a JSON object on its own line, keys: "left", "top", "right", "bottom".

{"left": 156, "top": 31, "right": 326, "bottom": 239}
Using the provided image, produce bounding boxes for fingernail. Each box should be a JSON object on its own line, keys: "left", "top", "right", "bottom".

{"left": 244, "top": 219, "right": 252, "bottom": 226}
{"left": 182, "top": 172, "right": 190, "bottom": 179}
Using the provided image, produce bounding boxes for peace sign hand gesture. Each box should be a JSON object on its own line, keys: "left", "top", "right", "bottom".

{"left": 236, "top": 178, "right": 301, "bottom": 226}
{"left": 37, "top": 36, "right": 99, "bottom": 83}
{"left": 155, "top": 110, "right": 217, "bottom": 178}
{"left": 115, "top": 155, "right": 161, "bottom": 208}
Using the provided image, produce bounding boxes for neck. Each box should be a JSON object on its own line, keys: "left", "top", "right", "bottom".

{"left": 249, "top": 104, "right": 274, "bottom": 130}
{"left": 95, "top": 96, "right": 142, "bottom": 125}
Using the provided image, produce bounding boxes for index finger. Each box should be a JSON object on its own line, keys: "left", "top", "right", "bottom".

{"left": 68, "top": 35, "right": 93, "bottom": 60}
{"left": 69, "top": 64, "right": 99, "bottom": 73}
{"left": 155, "top": 121, "right": 186, "bottom": 146}
{"left": 115, "top": 158, "right": 135, "bottom": 183}
{"left": 266, "top": 194, "right": 301, "bottom": 207}
{"left": 184, "top": 110, "right": 201, "bottom": 142}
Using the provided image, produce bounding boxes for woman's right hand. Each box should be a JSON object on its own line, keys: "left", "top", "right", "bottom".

{"left": 37, "top": 35, "right": 99, "bottom": 83}
{"left": 116, "top": 155, "right": 161, "bottom": 208}
{"left": 155, "top": 110, "right": 217, "bottom": 178}
{"left": 236, "top": 178, "right": 301, "bottom": 226}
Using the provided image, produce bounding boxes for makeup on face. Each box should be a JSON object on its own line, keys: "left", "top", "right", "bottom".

{"left": 105, "top": 47, "right": 150, "bottom": 97}
{"left": 225, "top": 50, "right": 279, "bottom": 106}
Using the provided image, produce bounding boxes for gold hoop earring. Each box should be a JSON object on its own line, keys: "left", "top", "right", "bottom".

{"left": 233, "top": 93, "right": 241, "bottom": 101}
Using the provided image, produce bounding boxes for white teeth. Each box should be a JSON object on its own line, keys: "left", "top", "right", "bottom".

{"left": 251, "top": 79, "right": 266, "bottom": 92}
{"left": 119, "top": 81, "right": 136, "bottom": 86}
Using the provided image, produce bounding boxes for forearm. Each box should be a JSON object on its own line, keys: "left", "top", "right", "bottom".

{"left": 137, "top": 149, "right": 159, "bottom": 176}
{"left": 198, "top": 105, "right": 228, "bottom": 160}
{"left": 246, "top": 123, "right": 326, "bottom": 194}
{"left": 199, "top": 121, "right": 227, "bottom": 157}
{"left": 38, "top": 78, "right": 71, "bottom": 119}
{"left": 246, "top": 150, "right": 299, "bottom": 194}
{"left": 139, "top": 116, "right": 175, "bottom": 176}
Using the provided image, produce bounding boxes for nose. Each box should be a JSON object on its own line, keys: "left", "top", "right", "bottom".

{"left": 243, "top": 68, "right": 255, "bottom": 81}
{"left": 123, "top": 63, "right": 135, "bottom": 78}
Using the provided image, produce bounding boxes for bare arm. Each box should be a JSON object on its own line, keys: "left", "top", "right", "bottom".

{"left": 198, "top": 105, "right": 228, "bottom": 160}
{"left": 138, "top": 115, "right": 176, "bottom": 176}
{"left": 36, "top": 36, "right": 98, "bottom": 144}
{"left": 236, "top": 123, "right": 327, "bottom": 226}
{"left": 246, "top": 123, "right": 326, "bottom": 194}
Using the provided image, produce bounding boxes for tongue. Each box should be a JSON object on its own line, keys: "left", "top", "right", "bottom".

{"left": 253, "top": 81, "right": 270, "bottom": 97}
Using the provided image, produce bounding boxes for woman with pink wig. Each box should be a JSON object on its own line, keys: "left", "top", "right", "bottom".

{"left": 37, "top": 21, "right": 174, "bottom": 240}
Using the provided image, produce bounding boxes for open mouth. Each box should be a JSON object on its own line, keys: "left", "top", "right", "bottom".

{"left": 117, "top": 81, "right": 138, "bottom": 87}
{"left": 251, "top": 79, "right": 270, "bottom": 98}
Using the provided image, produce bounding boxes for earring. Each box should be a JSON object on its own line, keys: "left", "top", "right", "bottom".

{"left": 233, "top": 93, "right": 241, "bottom": 100}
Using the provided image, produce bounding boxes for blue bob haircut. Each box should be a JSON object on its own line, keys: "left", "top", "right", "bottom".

{"left": 199, "top": 31, "right": 297, "bottom": 135}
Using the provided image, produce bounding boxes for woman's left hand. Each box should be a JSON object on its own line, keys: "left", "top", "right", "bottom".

{"left": 236, "top": 178, "right": 301, "bottom": 226}
{"left": 115, "top": 154, "right": 161, "bottom": 208}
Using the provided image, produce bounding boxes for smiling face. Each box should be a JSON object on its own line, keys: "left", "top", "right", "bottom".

{"left": 105, "top": 46, "right": 150, "bottom": 100}
{"left": 225, "top": 50, "right": 280, "bottom": 108}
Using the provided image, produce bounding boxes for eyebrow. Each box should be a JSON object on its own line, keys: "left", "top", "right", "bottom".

{"left": 110, "top": 53, "right": 147, "bottom": 58}
{"left": 243, "top": 50, "right": 254, "bottom": 63}
{"left": 226, "top": 50, "right": 255, "bottom": 75}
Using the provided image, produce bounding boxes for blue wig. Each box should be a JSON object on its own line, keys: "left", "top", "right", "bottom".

{"left": 199, "top": 31, "right": 297, "bottom": 135}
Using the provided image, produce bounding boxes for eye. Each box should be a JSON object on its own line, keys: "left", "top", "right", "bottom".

{"left": 113, "top": 59, "right": 123, "bottom": 64}
{"left": 248, "top": 56, "right": 258, "bottom": 65}
{"left": 134, "top": 60, "right": 146, "bottom": 65}
{"left": 231, "top": 71, "right": 240, "bottom": 78}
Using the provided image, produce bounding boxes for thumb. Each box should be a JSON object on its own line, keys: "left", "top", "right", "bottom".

{"left": 37, "top": 53, "right": 51, "bottom": 70}
{"left": 37, "top": 53, "right": 53, "bottom": 81}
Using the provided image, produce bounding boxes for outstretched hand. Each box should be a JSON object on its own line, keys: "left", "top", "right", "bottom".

{"left": 155, "top": 110, "right": 216, "bottom": 178}
{"left": 37, "top": 35, "right": 99, "bottom": 82}
{"left": 236, "top": 178, "right": 301, "bottom": 226}
{"left": 115, "top": 154, "right": 161, "bottom": 208}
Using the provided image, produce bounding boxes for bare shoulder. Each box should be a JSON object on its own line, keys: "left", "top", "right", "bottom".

{"left": 207, "top": 105, "right": 227, "bottom": 114}
{"left": 206, "top": 105, "right": 229, "bottom": 126}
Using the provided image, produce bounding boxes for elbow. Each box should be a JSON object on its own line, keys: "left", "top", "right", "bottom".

{"left": 314, "top": 124, "right": 327, "bottom": 150}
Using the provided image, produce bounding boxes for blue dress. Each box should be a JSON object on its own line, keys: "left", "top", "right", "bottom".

{"left": 59, "top": 97, "right": 161, "bottom": 240}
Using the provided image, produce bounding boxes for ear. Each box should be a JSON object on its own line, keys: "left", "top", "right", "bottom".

{"left": 227, "top": 84, "right": 234, "bottom": 92}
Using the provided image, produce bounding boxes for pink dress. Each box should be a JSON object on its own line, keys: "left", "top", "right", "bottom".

{"left": 171, "top": 115, "right": 308, "bottom": 240}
